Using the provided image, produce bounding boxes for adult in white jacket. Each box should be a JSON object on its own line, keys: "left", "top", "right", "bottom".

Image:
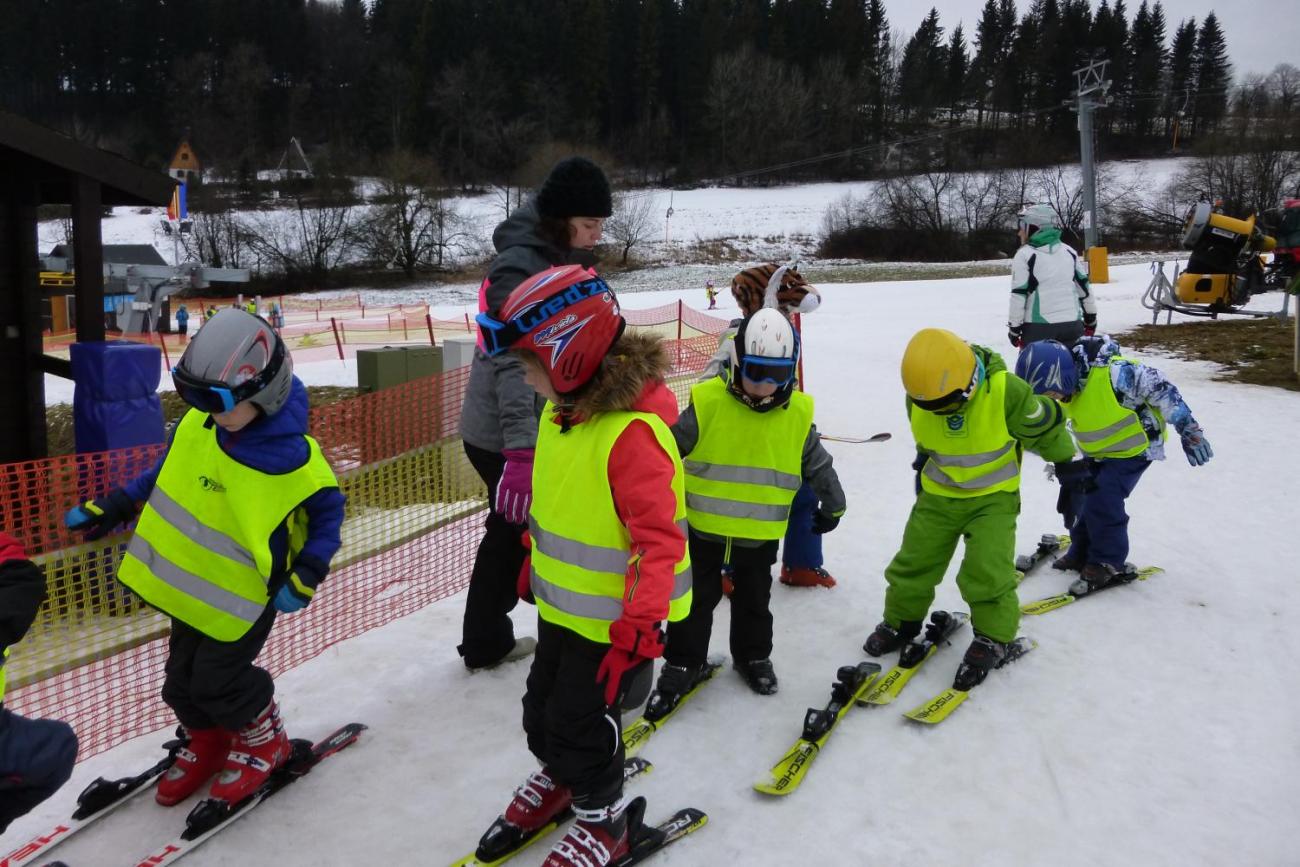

{"left": 1008, "top": 204, "right": 1097, "bottom": 348}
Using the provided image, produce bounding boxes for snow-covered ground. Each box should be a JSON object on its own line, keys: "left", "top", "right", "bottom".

{"left": 8, "top": 261, "right": 1299, "bottom": 866}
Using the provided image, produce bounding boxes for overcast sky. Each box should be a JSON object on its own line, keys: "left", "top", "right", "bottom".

{"left": 889, "top": 1, "right": 1293, "bottom": 79}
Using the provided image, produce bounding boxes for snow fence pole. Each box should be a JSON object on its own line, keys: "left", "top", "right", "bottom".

{"left": 426, "top": 313, "right": 436, "bottom": 346}
{"left": 330, "top": 317, "right": 344, "bottom": 361}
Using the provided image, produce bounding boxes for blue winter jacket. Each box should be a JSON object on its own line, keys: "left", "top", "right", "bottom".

{"left": 123, "top": 376, "right": 346, "bottom": 591}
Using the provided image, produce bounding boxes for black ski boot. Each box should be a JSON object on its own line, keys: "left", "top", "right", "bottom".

{"left": 734, "top": 658, "right": 778, "bottom": 695}
{"left": 1069, "top": 563, "right": 1118, "bottom": 596}
{"left": 1051, "top": 551, "right": 1085, "bottom": 572}
{"left": 862, "top": 619, "right": 922, "bottom": 657}
{"left": 644, "top": 663, "right": 703, "bottom": 720}
{"left": 952, "top": 634, "right": 1008, "bottom": 691}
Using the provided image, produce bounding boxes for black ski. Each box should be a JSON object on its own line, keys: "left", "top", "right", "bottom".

{"left": 125, "top": 722, "right": 366, "bottom": 867}
{"left": 2, "top": 731, "right": 186, "bottom": 867}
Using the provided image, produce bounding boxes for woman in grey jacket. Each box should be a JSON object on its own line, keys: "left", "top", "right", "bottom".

{"left": 457, "top": 156, "right": 613, "bottom": 670}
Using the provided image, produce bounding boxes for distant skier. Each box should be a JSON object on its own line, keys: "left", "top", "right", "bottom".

{"left": 1008, "top": 204, "right": 1097, "bottom": 348}
{"left": 651, "top": 306, "right": 844, "bottom": 702}
{"left": 472, "top": 265, "right": 689, "bottom": 867}
{"left": 864, "top": 328, "right": 1076, "bottom": 691}
{"left": 705, "top": 279, "right": 718, "bottom": 309}
{"left": 0, "top": 532, "right": 79, "bottom": 834}
{"left": 1016, "top": 337, "right": 1213, "bottom": 594}
{"left": 175, "top": 303, "right": 189, "bottom": 342}
{"left": 65, "top": 309, "right": 345, "bottom": 807}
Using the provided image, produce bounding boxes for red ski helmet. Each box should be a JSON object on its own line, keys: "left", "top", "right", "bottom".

{"left": 476, "top": 264, "right": 625, "bottom": 395}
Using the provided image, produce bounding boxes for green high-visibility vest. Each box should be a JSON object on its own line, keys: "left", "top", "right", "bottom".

{"left": 0, "top": 646, "right": 8, "bottom": 704}
{"left": 118, "top": 409, "right": 339, "bottom": 642}
{"left": 911, "top": 369, "right": 1020, "bottom": 498}
{"left": 683, "top": 377, "right": 812, "bottom": 539}
{"left": 1065, "top": 361, "right": 1165, "bottom": 459}
{"left": 530, "top": 402, "right": 692, "bottom": 644}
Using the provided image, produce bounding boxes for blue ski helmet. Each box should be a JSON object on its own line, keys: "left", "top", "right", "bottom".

{"left": 1015, "top": 340, "right": 1078, "bottom": 396}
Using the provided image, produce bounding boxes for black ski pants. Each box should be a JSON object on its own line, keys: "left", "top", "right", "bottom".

{"left": 0, "top": 709, "right": 78, "bottom": 834}
{"left": 161, "top": 605, "right": 276, "bottom": 732}
{"left": 459, "top": 442, "right": 525, "bottom": 668}
{"left": 522, "top": 618, "right": 624, "bottom": 809}
{"left": 665, "top": 533, "right": 779, "bottom": 669}
{"left": 1021, "top": 320, "right": 1085, "bottom": 346}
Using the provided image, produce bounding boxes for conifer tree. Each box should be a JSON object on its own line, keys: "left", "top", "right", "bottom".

{"left": 1193, "top": 12, "right": 1232, "bottom": 134}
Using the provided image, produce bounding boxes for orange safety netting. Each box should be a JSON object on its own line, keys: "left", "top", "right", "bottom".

{"left": 4, "top": 309, "right": 728, "bottom": 762}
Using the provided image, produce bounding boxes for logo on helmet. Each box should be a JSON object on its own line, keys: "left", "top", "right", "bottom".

{"left": 534, "top": 314, "right": 593, "bottom": 365}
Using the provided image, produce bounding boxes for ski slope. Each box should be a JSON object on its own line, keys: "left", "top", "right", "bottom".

{"left": 7, "top": 262, "right": 1299, "bottom": 866}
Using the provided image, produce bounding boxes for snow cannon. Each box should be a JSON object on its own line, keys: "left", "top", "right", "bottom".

{"left": 1175, "top": 201, "right": 1275, "bottom": 309}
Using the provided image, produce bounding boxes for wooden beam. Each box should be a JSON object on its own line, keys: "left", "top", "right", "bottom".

{"left": 0, "top": 170, "right": 48, "bottom": 461}
{"left": 71, "top": 175, "right": 105, "bottom": 342}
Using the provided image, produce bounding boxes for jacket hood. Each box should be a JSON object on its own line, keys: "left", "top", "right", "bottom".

{"left": 971, "top": 343, "right": 1007, "bottom": 381}
{"left": 1029, "top": 227, "right": 1063, "bottom": 248}
{"left": 492, "top": 200, "right": 558, "bottom": 258}
{"left": 568, "top": 332, "right": 673, "bottom": 418}
{"left": 216, "top": 375, "right": 311, "bottom": 472}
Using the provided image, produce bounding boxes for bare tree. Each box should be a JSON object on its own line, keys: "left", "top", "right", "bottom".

{"left": 361, "top": 151, "right": 478, "bottom": 275}
{"left": 245, "top": 195, "right": 358, "bottom": 279}
{"left": 604, "top": 191, "right": 660, "bottom": 265}
{"left": 181, "top": 210, "right": 251, "bottom": 269}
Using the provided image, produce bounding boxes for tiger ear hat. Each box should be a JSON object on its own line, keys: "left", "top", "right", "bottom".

{"left": 731, "top": 261, "right": 822, "bottom": 318}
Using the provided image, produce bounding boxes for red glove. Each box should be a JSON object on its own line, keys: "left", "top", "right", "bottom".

{"left": 516, "top": 530, "right": 534, "bottom": 604}
{"left": 0, "top": 532, "right": 27, "bottom": 564}
{"left": 596, "top": 619, "right": 664, "bottom": 706}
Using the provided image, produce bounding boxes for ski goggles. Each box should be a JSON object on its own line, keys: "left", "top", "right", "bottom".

{"left": 737, "top": 354, "right": 797, "bottom": 387}
{"left": 911, "top": 357, "right": 985, "bottom": 414}
{"left": 476, "top": 276, "right": 615, "bottom": 357}
{"left": 172, "top": 340, "right": 286, "bottom": 414}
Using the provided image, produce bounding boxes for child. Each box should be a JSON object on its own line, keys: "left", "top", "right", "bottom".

{"left": 0, "top": 532, "right": 79, "bottom": 834}
{"left": 710, "top": 263, "right": 833, "bottom": 589}
{"left": 471, "top": 265, "right": 689, "bottom": 867}
{"left": 65, "top": 309, "right": 345, "bottom": 807}
{"left": 705, "top": 279, "right": 718, "bottom": 309}
{"left": 1016, "top": 337, "right": 1213, "bottom": 594}
{"left": 651, "top": 306, "right": 845, "bottom": 702}
{"left": 864, "top": 328, "right": 1075, "bottom": 691}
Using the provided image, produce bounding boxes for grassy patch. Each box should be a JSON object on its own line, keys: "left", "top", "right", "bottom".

{"left": 44, "top": 385, "right": 362, "bottom": 457}
{"left": 1116, "top": 317, "right": 1300, "bottom": 392}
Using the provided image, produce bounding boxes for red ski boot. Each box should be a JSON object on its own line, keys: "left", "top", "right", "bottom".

{"left": 474, "top": 767, "right": 573, "bottom": 861}
{"left": 779, "top": 565, "right": 837, "bottom": 588}
{"left": 208, "top": 701, "right": 291, "bottom": 804}
{"left": 155, "top": 727, "right": 233, "bottom": 806}
{"left": 542, "top": 796, "right": 639, "bottom": 867}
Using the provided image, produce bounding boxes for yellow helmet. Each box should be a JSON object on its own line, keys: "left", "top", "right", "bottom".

{"left": 900, "top": 328, "right": 978, "bottom": 411}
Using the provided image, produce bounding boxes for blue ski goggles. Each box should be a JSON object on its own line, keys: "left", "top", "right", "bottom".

{"left": 737, "top": 354, "right": 797, "bottom": 387}
{"left": 172, "top": 339, "right": 286, "bottom": 414}
{"left": 476, "top": 276, "right": 614, "bottom": 358}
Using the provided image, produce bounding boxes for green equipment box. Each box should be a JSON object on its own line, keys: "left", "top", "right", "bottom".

{"left": 357, "top": 345, "right": 443, "bottom": 392}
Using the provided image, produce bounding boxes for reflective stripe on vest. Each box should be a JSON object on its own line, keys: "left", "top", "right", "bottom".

{"left": 1065, "top": 361, "right": 1165, "bottom": 459}
{"left": 117, "top": 409, "right": 339, "bottom": 642}
{"left": 911, "top": 369, "right": 1021, "bottom": 498}
{"left": 682, "top": 377, "right": 813, "bottom": 540}
{"left": 530, "top": 402, "right": 691, "bottom": 643}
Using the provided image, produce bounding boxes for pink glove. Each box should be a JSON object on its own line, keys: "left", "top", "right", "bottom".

{"left": 596, "top": 619, "right": 664, "bottom": 707}
{"left": 495, "top": 448, "right": 534, "bottom": 525}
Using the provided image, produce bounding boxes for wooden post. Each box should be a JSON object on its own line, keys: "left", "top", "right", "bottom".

{"left": 426, "top": 313, "right": 436, "bottom": 346}
{"left": 330, "top": 316, "right": 344, "bottom": 360}
{"left": 71, "top": 175, "right": 105, "bottom": 342}
{"left": 0, "top": 170, "right": 48, "bottom": 461}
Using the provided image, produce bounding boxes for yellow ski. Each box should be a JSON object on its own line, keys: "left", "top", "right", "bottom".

{"left": 903, "top": 637, "right": 1037, "bottom": 725}
{"left": 858, "top": 611, "right": 969, "bottom": 707}
{"left": 1021, "top": 566, "right": 1164, "bottom": 615}
{"left": 754, "top": 661, "right": 881, "bottom": 796}
{"left": 621, "top": 660, "right": 722, "bottom": 756}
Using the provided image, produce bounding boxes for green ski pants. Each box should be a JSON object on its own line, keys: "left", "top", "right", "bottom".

{"left": 882, "top": 490, "right": 1021, "bottom": 644}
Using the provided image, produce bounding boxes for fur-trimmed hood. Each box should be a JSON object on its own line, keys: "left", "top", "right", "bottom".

{"left": 566, "top": 331, "right": 672, "bottom": 418}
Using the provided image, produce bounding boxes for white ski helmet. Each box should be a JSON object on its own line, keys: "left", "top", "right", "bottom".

{"left": 730, "top": 308, "right": 800, "bottom": 411}
{"left": 173, "top": 308, "right": 294, "bottom": 416}
{"left": 1018, "top": 204, "right": 1060, "bottom": 234}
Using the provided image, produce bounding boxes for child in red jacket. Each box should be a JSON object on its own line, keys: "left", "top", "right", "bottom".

{"left": 467, "top": 265, "right": 691, "bottom": 867}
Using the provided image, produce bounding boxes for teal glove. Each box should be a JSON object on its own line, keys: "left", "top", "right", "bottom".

{"left": 64, "top": 489, "right": 137, "bottom": 540}
{"left": 273, "top": 572, "right": 315, "bottom": 613}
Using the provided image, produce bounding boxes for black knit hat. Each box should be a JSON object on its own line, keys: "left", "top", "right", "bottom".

{"left": 536, "top": 157, "right": 613, "bottom": 219}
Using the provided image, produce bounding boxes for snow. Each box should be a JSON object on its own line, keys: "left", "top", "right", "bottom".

{"left": 8, "top": 259, "right": 1298, "bottom": 865}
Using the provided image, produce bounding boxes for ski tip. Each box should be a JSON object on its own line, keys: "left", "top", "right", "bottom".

{"left": 903, "top": 688, "right": 970, "bottom": 724}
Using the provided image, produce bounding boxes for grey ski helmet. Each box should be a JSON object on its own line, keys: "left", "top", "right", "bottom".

{"left": 1018, "top": 204, "right": 1059, "bottom": 234}
{"left": 173, "top": 308, "right": 294, "bottom": 416}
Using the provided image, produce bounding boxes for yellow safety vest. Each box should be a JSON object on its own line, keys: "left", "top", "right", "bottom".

{"left": 530, "top": 403, "right": 692, "bottom": 644}
{"left": 118, "top": 409, "right": 339, "bottom": 642}
{"left": 1065, "top": 361, "right": 1165, "bottom": 459}
{"left": 911, "top": 370, "right": 1020, "bottom": 498}
{"left": 0, "top": 647, "right": 7, "bottom": 703}
{"left": 682, "top": 377, "right": 812, "bottom": 539}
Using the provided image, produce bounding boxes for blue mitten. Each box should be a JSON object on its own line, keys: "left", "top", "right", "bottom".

{"left": 64, "top": 489, "right": 137, "bottom": 540}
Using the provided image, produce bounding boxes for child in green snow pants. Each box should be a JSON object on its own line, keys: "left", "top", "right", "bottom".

{"left": 883, "top": 490, "right": 1021, "bottom": 644}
